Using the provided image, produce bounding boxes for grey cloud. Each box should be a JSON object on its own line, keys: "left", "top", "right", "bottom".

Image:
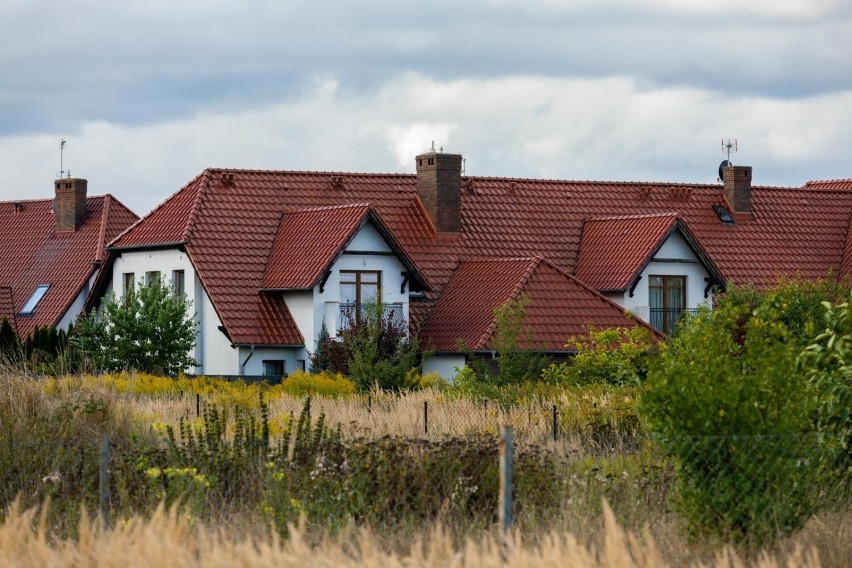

{"left": 2, "top": 0, "right": 851, "bottom": 136}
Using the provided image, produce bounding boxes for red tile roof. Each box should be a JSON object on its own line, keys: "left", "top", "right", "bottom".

{"left": 264, "top": 204, "right": 371, "bottom": 290}
{"left": 0, "top": 194, "right": 138, "bottom": 337}
{"left": 575, "top": 214, "right": 680, "bottom": 291}
{"left": 575, "top": 213, "right": 723, "bottom": 292}
{"left": 419, "top": 257, "right": 657, "bottom": 351}
{"left": 0, "top": 287, "right": 16, "bottom": 333}
{"left": 109, "top": 167, "right": 852, "bottom": 347}
{"left": 803, "top": 179, "right": 852, "bottom": 191}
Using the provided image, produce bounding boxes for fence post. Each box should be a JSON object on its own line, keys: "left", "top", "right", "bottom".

{"left": 499, "top": 425, "right": 513, "bottom": 544}
{"left": 368, "top": 394, "right": 372, "bottom": 415}
{"left": 552, "top": 405, "right": 558, "bottom": 442}
{"left": 196, "top": 393, "right": 200, "bottom": 418}
{"left": 424, "top": 400, "right": 428, "bottom": 435}
{"left": 99, "top": 431, "right": 109, "bottom": 528}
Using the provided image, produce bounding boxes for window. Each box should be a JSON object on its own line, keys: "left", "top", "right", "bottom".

{"left": 145, "top": 271, "right": 161, "bottom": 287}
{"left": 123, "top": 272, "right": 135, "bottom": 296}
{"left": 263, "top": 360, "right": 285, "bottom": 378}
{"left": 172, "top": 270, "right": 185, "bottom": 297}
{"left": 297, "top": 359, "right": 306, "bottom": 372}
{"left": 649, "top": 275, "right": 686, "bottom": 333}
{"left": 340, "top": 271, "right": 381, "bottom": 321}
{"left": 19, "top": 285, "right": 49, "bottom": 315}
{"left": 713, "top": 205, "right": 735, "bottom": 225}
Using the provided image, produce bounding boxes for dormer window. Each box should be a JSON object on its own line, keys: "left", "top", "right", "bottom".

{"left": 20, "top": 284, "right": 49, "bottom": 315}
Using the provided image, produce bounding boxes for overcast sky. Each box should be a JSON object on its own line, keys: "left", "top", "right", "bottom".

{"left": 2, "top": 0, "right": 851, "bottom": 215}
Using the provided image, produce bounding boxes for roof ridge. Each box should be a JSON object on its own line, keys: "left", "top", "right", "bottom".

{"left": 585, "top": 212, "right": 680, "bottom": 222}
{"left": 286, "top": 203, "right": 371, "bottom": 214}
{"left": 475, "top": 257, "right": 541, "bottom": 349}
{"left": 181, "top": 170, "right": 212, "bottom": 243}
{"left": 95, "top": 194, "right": 111, "bottom": 262}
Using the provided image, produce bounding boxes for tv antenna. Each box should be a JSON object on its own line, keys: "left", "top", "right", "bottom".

{"left": 58, "top": 139, "right": 67, "bottom": 179}
{"left": 721, "top": 138, "right": 737, "bottom": 162}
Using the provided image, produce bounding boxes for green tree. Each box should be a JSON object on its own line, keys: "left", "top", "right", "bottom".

{"left": 641, "top": 283, "right": 838, "bottom": 544}
{"left": 74, "top": 275, "right": 197, "bottom": 375}
{"left": 0, "top": 318, "right": 19, "bottom": 362}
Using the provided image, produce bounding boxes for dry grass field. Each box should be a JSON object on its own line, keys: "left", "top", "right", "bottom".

{"left": 2, "top": 373, "right": 851, "bottom": 567}
{"left": 0, "top": 502, "right": 837, "bottom": 568}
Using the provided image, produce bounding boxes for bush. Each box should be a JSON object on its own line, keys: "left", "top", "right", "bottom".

{"left": 280, "top": 370, "right": 356, "bottom": 397}
{"left": 641, "top": 285, "right": 837, "bottom": 544}
{"left": 311, "top": 300, "right": 422, "bottom": 391}
{"left": 541, "top": 325, "right": 654, "bottom": 386}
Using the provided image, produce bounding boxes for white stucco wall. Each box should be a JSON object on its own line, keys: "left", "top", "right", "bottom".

{"left": 111, "top": 247, "right": 239, "bottom": 375}
{"left": 237, "top": 346, "right": 304, "bottom": 377}
{"left": 621, "top": 230, "right": 712, "bottom": 322}
{"left": 422, "top": 354, "right": 466, "bottom": 382}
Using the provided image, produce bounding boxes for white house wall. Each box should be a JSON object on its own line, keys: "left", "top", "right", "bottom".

{"left": 621, "top": 230, "right": 712, "bottom": 321}
{"left": 422, "top": 354, "right": 466, "bottom": 382}
{"left": 110, "top": 247, "right": 238, "bottom": 375}
{"left": 237, "top": 346, "right": 303, "bottom": 377}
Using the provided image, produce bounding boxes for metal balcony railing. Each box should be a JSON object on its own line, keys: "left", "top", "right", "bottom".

{"left": 649, "top": 307, "right": 698, "bottom": 334}
{"left": 337, "top": 302, "right": 406, "bottom": 331}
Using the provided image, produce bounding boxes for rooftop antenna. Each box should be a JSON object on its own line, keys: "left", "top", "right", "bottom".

{"left": 718, "top": 138, "right": 738, "bottom": 182}
{"left": 721, "top": 138, "right": 737, "bottom": 162}
{"left": 58, "top": 139, "right": 67, "bottom": 178}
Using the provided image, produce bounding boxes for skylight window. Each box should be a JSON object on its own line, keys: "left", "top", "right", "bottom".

{"left": 20, "top": 284, "right": 50, "bottom": 315}
{"left": 713, "top": 205, "right": 735, "bottom": 226}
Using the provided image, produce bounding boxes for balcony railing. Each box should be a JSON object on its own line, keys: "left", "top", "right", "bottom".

{"left": 337, "top": 302, "right": 406, "bottom": 332}
{"left": 650, "top": 307, "right": 698, "bottom": 334}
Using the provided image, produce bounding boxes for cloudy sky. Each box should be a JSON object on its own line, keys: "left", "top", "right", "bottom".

{"left": 2, "top": 0, "right": 851, "bottom": 215}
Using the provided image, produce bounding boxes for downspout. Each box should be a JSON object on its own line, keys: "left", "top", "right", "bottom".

{"left": 241, "top": 345, "right": 255, "bottom": 376}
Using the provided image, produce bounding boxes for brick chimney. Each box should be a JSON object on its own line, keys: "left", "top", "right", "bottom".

{"left": 54, "top": 178, "right": 88, "bottom": 232}
{"left": 722, "top": 165, "right": 752, "bottom": 214}
{"left": 416, "top": 150, "right": 462, "bottom": 233}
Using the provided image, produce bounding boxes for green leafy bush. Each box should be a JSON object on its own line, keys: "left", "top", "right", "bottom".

{"left": 541, "top": 326, "right": 654, "bottom": 386}
{"left": 642, "top": 286, "right": 836, "bottom": 544}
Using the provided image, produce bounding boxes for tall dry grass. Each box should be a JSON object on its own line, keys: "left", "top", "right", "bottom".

{"left": 0, "top": 502, "right": 826, "bottom": 568}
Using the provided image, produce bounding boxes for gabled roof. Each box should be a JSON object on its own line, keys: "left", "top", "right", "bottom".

{"left": 0, "top": 194, "right": 138, "bottom": 337}
{"left": 575, "top": 213, "right": 723, "bottom": 292}
{"left": 108, "top": 166, "right": 852, "bottom": 347}
{"left": 262, "top": 204, "right": 428, "bottom": 291}
{"left": 418, "top": 257, "right": 658, "bottom": 352}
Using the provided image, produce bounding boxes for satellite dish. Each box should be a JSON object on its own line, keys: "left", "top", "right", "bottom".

{"left": 718, "top": 160, "right": 732, "bottom": 180}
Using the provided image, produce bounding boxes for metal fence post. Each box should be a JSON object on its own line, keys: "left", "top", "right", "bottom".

{"left": 499, "top": 425, "right": 513, "bottom": 543}
{"left": 368, "top": 394, "right": 372, "bottom": 415}
{"left": 99, "top": 431, "right": 109, "bottom": 528}
{"left": 196, "top": 393, "right": 200, "bottom": 418}
{"left": 424, "top": 400, "right": 429, "bottom": 435}
{"left": 552, "top": 405, "right": 558, "bottom": 442}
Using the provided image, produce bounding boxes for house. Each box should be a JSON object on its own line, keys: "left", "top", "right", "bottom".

{"left": 0, "top": 177, "right": 138, "bottom": 339}
{"left": 91, "top": 151, "right": 852, "bottom": 379}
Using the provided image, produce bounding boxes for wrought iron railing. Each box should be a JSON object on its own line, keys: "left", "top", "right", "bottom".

{"left": 337, "top": 302, "right": 405, "bottom": 331}
{"left": 649, "top": 307, "right": 698, "bottom": 334}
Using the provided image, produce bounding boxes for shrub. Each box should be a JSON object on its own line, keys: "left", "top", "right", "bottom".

{"left": 311, "top": 299, "right": 422, "bottom": 391}
{"left": 541, "top": 325, "right": 654, "bottom": 386}
{"left": 280, "top": 370, "right": 356, "bottom": 397}
{"left": 642, "top": 286, "right": 836, "bottom": 544}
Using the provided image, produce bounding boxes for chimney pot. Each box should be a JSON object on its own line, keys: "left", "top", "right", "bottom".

{"left": 54, "top": 177, "right": 88, "bottom": 232}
